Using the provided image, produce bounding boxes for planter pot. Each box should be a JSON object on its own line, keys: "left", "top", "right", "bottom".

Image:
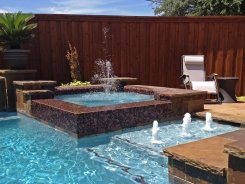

{"left": 4, "top": 49, "right": 30, "bottom": 69}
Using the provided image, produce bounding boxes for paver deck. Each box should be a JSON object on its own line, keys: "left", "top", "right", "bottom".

{"left": 164, "top": 130, "right": 245, "bottom": 174}
{"left": 195, "top": 102, "right": 245, "bottom": 125}
{"left": 164, "top": 102, "right": 245, "bottom": 183}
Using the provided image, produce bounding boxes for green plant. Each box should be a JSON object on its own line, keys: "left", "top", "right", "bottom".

{"left": 61, "top": 81, "right": 91, "bottom": 87}
{"left": 148, "top": 0, "right": 245, "bottom": 16}
{"left": 237, "top": 96, "right": 245, "bottom": 102}
{"left": 0, "top": 12, "right": 37, "bottom": 49}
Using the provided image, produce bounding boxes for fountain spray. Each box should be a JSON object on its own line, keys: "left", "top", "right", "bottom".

{"left": 151, "top": 120, "right": 163, "bottom": 144}
{"left": 202, "top": 112, "right": 214, "bottom": 131}
{"left": 181, "top": 113, "right": 192, "bottom": 137}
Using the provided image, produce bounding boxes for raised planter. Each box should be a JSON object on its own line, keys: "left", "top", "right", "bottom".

{"left": 4, "top": 49, "right": 30, "bottom": 69}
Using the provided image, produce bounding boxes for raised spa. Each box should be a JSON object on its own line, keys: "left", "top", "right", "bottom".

{"left": 55, "top": 92, "right": 154, "bottom": 107}
{"left": 29, "top": 85, "right": 207, "bottom": 138}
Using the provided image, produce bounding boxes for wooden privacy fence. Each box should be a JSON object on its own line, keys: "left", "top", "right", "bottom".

{"left": 0, "top": 14, "right": 244, "bottom": 95}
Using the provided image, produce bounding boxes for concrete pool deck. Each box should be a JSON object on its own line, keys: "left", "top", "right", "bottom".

{"left": 164, "top": 102, "right": 245, "bottom": 184}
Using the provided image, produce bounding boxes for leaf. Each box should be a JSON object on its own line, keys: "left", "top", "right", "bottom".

{"left": 0, "top": 12, "right": 37, "bottom": 49}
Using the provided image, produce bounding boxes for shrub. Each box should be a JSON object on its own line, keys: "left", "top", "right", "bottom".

{"left": 65, "top": 41, "right": 82, "bottom": 82}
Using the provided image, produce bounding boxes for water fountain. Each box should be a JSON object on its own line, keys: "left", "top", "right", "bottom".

{"left": 91, "top": 26, "right": 118, "bottom": 93}
{"left": 151, "top": 120, "right": 163, "bottom": 144}
{"left": 93, "top": 59, "right": 117, "bottom": 93}
{"left": 181, "top": 113, "right": 192, "bottom": 137}
{"left": 202, "top": 112, "right": 214, "bottom": 131}
{"left": 92, "top": 26, "right": 137, "bottom": 92}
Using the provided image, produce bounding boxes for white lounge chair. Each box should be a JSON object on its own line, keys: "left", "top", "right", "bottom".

{"left": 180, "top": 55, "right": 221, "bottom": 103}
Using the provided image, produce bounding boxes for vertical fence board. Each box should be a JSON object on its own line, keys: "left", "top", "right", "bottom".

{"left": 38, "top": 21, "right": 53, "bottom": 80}
{"left": 111, "top": 22, "right": 121, "bottom": 76}
{"left": 235, "top": 22, "right": 245, "bottom": 95}
{"left": 82, "top": 21, "right": 90, "bottom": 81}
{"left": 29, "top": 20, "right": 41, "bottom": 77}
{"left": 60, "top": 21, "right": 71, "bottom": 83}
{"left": 17, "top": 15, "right": 244, "bottom": 96}
{"left": 139, "top": 23, "right": 147, "bottom": 85}
{"left": 120, "top": 23, "right": 128, "bottom": 77}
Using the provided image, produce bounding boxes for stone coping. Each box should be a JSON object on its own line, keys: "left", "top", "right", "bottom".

{"left": 13, "top": 80, "right": 57, "bottom": 86}
{"left": 0, "top": 70, "right": 37, "bottom": 74}
{"left": 13, "top": 80, "right": 57, "bottom": 91}
{"left": 124, "top": 85, "right": 207, "bottom": 98}
{"left": 224, "top": 138, "right": 245, "bottom": 159}
{"left": 55, "top": 84, "right": 104, "bottom": 95}
{"left": 31, "top": 98, "right": 169, "bottom": 114}
{"left": 56, "top": 84, "right": 206, "bottom": 99}
{"left": 164, "top": 129, "right": 245, "bottom": 176}
{"left": 99, "top": 77, "right": 137, "bottom": 82}
{"left": 22, "top": 90, "right": 54, "bottom": 95}
{"left": 195, "top": 103, "right": 245, "bottom": 125}
{"left": 55, "top": 84, "right": 206, "bottom": 100}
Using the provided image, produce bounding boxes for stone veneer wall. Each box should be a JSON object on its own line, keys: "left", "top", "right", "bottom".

{"left": 225, "top": 139, "right": 245, "bottom": 184}
{"left": 0, "top": 77, "right": 6, "bottom": 110}
{"left": 124, "top": 85, "right": 206, "bottom": 115}
{"left": 164, "top": 130, "right": 245, "bottom": 184}
{"left": 227, "top": 155, "right": 245, "bottom": 184}
{"left": 16, "top": 90, "right": 54, "bottom": 114}
{"left": 13, "top": 80, "right": 57, "bottom": 114}
{"left": 167, "top": 157, "right": 226, "bottom": 184}
{"left": 0, "top": 70, "right": 37, "bottom": 111}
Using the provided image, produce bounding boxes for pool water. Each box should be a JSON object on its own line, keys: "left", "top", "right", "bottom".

{"left": 55, "top": 92, "right": 154, "bottom": 107}
{"left": 0, "top": 112, "right": 239, "bottom": 184}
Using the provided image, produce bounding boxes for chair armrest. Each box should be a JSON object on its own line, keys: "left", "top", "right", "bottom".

{"left": 180, "top": 74, "right": 191, "bottom": 89}
{"left": 207, "top": 73, "right": 218, "bottom": 80}
{"left": 179, "top": 74, "right": 189, "bottom": 80}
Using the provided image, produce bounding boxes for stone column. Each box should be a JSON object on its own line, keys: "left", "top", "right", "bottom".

{"left": 0, "top": 77, "right": 6, "bottom": 110}
{"left": 225, "top": 140, "right": 245, "bottom": 184}
{"left": 0, "top": 70, "right": 37, "bottom": 111}
{"left": 13, "top": 80, "right": 57, "bottom": 114}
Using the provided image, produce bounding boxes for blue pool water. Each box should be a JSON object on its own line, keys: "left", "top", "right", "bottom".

{"left": 55, "top": 92, "right": 154, "bottom": 107}
{"left": 0, "top": 112, "right": 239, "bottom": 184}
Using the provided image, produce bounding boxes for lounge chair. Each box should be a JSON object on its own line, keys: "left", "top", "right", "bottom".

{"left": 180, "top": 55, "right": 221, "bottom": 103}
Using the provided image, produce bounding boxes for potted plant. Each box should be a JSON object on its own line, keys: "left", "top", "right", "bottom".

{"left": 0, "top": 12, "right": 37, "bottom": 69}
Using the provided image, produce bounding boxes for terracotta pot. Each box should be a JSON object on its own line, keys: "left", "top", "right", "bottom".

{"left": 4, "top": 49, "right": 30, "bottom": 69}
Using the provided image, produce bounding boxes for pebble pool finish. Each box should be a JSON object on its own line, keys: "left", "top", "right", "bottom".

{"left": 55, "top": 92, "right": 154, "bottom": 107}
{"left": 0, "top": 112, "right": 239, "bottom": 183}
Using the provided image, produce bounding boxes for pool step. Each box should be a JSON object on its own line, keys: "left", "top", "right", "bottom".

{"left": 85, "top": 135, "right": 168, "bottom": 184}
{"left": 0, "top": 116, "right": 20, "bottom": 122}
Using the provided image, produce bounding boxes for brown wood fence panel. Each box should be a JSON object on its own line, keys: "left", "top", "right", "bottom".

{"left": 0, "top": 15, "right": 244, "bottom": 95}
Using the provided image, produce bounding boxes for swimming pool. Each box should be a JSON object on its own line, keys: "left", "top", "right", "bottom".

{"left": 0, "top": 112, "right": 239, "bottom": 183}
{"left": 55, "top": 92, "right": 154, "bottom": 107}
